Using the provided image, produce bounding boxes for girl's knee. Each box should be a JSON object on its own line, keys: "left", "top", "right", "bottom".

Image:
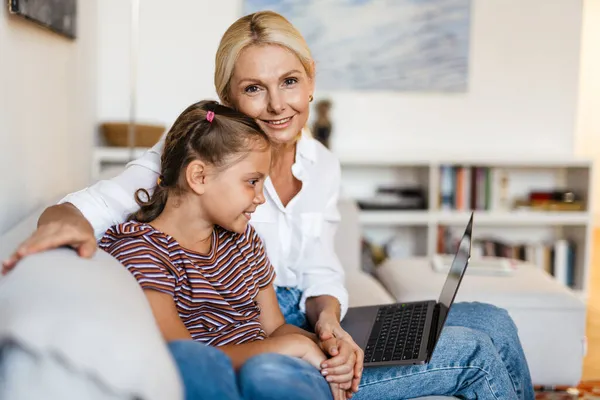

{"left": 168, "top": 340, "right": 232, "bottom": 370}
{"left": 238, "top": 354, "right": 331, "bottom": 399}
{"left": 240, "top": 353, "right": 315, "bottom": 378}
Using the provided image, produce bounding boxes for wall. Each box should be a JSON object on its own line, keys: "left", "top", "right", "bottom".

{"left": 96, "top": 0, "right": 240, "bottom": 137}
{"left": 0, "top": 1, "right": 98, "bottom": 234}
{"left": 97, "top": 0, "right": 582, "bottom": 160}
{"left": 327, "top": 0, "right": 582, "bottom": 159}
{"left": 574, "top": 0, "right": 600, "bottom": 225}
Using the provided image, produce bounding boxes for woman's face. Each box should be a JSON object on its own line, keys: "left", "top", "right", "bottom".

{"left": 228, "top": 44, "right": 314, "bottom": 146}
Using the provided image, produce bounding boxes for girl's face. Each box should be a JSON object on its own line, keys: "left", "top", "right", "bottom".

{"left": 228, "top": 45, "right": 314, "bottom": 146}
{"left": 200, "top": 144, "right": 271, "bottom": 234}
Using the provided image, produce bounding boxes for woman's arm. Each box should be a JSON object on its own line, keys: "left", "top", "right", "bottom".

{"left": 299, "top": 161, "right": 348, "bottom": 323}
{"left": 306, "top": 295, "right": 341, "bottom": 328}
{"left": 2, "top": 203, "right": 96, "bottom": 272}
{"left": 296, "top": 158, "right": 363, "bottom": 394}
{"left": 2, "top": 140, "right": 164, "bottom": 273}
{"left": 59, "top": 141, "right": 164, "bottom": 240}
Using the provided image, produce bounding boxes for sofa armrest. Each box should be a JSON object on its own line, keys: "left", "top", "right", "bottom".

{"left": 0, "top": 248, "right": 182, "bottom": 400}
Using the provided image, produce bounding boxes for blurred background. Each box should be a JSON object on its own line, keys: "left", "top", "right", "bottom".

{"left": 1, "top": 0, "right": 599, "bottom": 393}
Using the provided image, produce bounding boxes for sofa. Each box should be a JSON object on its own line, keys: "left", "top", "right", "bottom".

{"left": 8, "top": 195, "right": 575, "bottom": 399}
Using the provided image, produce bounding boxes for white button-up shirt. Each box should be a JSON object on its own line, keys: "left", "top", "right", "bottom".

{"left": 61, "top": 131, "right": 349, "bottom": 318}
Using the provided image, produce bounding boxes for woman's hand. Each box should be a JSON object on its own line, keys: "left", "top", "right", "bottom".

{"left": 315, "top": 314, "right": 364, "bottom": 396}
{"left": 2, "top": 204, "right": 97, "bottom": 274}
{"left": 329, "top": 382, "right": 349, "bottom": 400}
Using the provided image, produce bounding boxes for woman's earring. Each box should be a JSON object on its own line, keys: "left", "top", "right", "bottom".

{"left": 309, "top": 95, "right": 314, "bottom": 102}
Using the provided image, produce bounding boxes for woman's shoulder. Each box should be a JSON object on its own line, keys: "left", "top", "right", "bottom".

{"left": 301, "top": 134, "right": 341, "bottom": 172}
{"left": 299, "top": 136, "right": 341, "bottom": 189}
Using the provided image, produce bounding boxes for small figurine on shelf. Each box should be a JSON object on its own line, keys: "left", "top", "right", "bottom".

{"left": 312, "top": 99, "right": 333, "bottom": 148}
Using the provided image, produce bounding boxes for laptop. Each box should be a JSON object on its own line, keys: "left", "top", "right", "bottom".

{"left": 341, "top": 212, "right": 473, "bottom": 367}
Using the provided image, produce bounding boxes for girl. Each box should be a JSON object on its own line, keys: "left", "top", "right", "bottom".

{"left": 98, "top": 100, "right": 342, "bottom": 400}
{"left": 4, "top": 10, "right": 534, "bottom": 400}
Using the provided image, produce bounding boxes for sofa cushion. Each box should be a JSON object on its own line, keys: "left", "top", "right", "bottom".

{"left": 345, "top": 272, "right": 395, "bottom": 308}
{"left": 0, "top": 248, "right": 183, "bottom": 400}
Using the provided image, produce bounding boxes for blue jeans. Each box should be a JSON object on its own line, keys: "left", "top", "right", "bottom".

{"left": 167, "top": 340, "right": 332, "bottom": 400}
{"left": 276, "top": 286, "right": 535, "bottom": 400}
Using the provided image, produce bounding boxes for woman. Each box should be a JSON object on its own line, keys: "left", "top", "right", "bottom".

{"left": 3, "top": 10, "right": 534, "bottom": 400}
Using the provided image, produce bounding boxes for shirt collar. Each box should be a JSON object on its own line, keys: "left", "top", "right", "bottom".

{"left": 296, "top": 128, "right": 317, "bottom": 164}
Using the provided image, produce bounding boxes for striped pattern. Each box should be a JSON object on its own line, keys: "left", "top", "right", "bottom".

{"left": 99, "top": 222, "right": 275, "bottom": 346}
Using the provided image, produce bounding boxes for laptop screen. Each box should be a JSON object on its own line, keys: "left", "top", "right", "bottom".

{"left": 435, "top": 214, "right": 473, "bottom": 340}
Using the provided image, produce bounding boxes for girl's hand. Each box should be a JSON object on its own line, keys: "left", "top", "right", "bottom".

{"left": 294, "top": 334, "right": 328, "bottom": 369}
{"left": 2, "top": 207, "right": 96, "bottom": 274}
{"left": 284, "top": 335, "right": 351, "bottom": 399}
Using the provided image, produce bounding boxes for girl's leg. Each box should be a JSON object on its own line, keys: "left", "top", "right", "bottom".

{"left": 445, "top": 302, "right": 535, "bottom": 400}
{"left": 167, "top": 340, "right": 241, "bottom": 400}
{"left": 354, "top": 326, "right": 519, "bottom": 400}
{"left": 237, "top": 353, "right": 332, "bottom": 400}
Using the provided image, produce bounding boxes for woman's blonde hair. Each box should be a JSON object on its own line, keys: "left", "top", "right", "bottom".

{"left": 215, "top": 11, "right": 315, "bottom": 105}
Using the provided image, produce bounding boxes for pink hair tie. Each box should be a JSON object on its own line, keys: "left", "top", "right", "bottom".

{"left": 206, "top": 111, "right": 215, "bottom": 123}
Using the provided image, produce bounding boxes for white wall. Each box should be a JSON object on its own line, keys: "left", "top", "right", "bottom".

{"left": 97, "top": 0, "right": 581, "bottom": 159}
{"left": 0, "top": 1, "right": 98, "bottom": 234}
{"left": 575, "top": 0, "right": 600, "bottom": 225}
{"left": 328, "top": 0, "right": 582, "bottom": 159}
{"left": 97, "top": 0, "right": 240, "bottom": 136}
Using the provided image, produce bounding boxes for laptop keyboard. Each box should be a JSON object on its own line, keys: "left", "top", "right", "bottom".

{"left": 364, "top": 303, "right": 428, "bottom": 363}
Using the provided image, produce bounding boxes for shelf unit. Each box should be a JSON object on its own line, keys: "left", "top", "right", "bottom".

{"left": 340, "top": 157, "right": 595, "bottom": 299}
{"left": 92, "top": 146, "right": 151, "bottom": 180}
{"left": 359, "top": 210, "right": 591, "bottom": 226}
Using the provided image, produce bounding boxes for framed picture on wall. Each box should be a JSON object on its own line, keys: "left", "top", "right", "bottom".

{"left": 8, "top": 0, "right": 76, "bottom": 39}
{"left": 244, "top": 0, "right": 471, "bottom": 92}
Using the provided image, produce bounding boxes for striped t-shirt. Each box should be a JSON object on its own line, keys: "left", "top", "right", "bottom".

{"left": 99, "top": 221, "right": 275, "bottom": 346}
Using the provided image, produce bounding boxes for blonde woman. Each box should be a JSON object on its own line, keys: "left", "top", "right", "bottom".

{"left": 4, "top": 11, "right": 534, "bottom": 400}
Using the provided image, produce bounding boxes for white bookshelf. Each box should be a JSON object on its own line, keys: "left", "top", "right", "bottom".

{"left": 340, "top": 157, "right": 595, "bottom": 299}
{"left": 92, "top": 146, "right": 151, "bottom": 180}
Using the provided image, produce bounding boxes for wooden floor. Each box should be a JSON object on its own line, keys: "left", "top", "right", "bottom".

{"left": 582, "top": 229, "right": 600, "bottom": 381}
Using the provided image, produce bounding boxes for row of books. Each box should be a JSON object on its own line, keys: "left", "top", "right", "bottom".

{"left": 437, "top": 227, "right": 576, "bottom": 287}
{"left": 439, "top": 166, "right": 493, "bottom": 211}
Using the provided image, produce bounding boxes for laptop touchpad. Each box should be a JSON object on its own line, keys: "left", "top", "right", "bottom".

{"left": 341, "top": 307, "right": 378, "bottom": 348}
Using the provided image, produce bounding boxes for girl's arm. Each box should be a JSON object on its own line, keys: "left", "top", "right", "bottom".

{"left": 255, "top": 283, "right": 318, "bottom": 342}
{"left": 220, "top": 284, "right": 325, "bottom": 370}
{"left": 143, "top": 290, "right": 192, "bottom": 341}
{"left": 143, "top": 281, "right": 324, "bottom": 370}
{"left": 219, "top": 333, "right": 323, "bottom": 370}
